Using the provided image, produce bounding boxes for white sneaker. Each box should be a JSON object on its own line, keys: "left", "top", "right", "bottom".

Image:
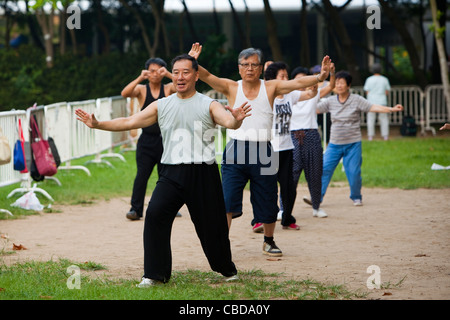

{"left": 277, "top": 210, "right": 283, "bottom": 220}
{"left": 353, "top": 199, "right": 363, "bottom": 206}
{"left": 225, "top": 274, "right": 239, "bottom": 282}
{"left": 313, "top": 208, "right": 328, "bottom": 218}
{"left": 136, "top": 277, "right": 161, "bottom": 288}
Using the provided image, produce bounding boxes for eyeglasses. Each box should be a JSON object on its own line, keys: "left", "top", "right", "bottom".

{"left": 239, "top": 63, "right": 261, "bottom": 69}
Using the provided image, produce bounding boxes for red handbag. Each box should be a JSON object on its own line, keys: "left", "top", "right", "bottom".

{"left": 30, "top": 116, "right": 57, "bottom": 177}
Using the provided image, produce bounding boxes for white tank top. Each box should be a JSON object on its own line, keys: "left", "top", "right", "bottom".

{"left": 227, "top": 80, "right": 273, "bottom": 142}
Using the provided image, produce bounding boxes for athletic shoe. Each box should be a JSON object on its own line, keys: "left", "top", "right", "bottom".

{"left": 252, "top": 222, "right": 264, "bottom": 233}
{"left": 313, "top": 208, "right": 328, "bottom": 218}
{"left": 126, "top": 209, "right": 141, "bottom": 221}
{"left": 262, "top": 241, "right": 283, "bottom": 257}
{"left": 277, "top": 210, "right": 283, "bottom": 220}
{"left": 224, "top": 274, "right": 239, "bottom": 282}
{"left": 282, "top": 223, "right": 300, "bottom": 230}
{"left": 353, "top": 199, "right": 363, "bottom": 206}
{"left": 303, "top": 196, "right": 312, "bottom": 206}
{"left": 136, "top": 277, "right": 161, "bottom": 288}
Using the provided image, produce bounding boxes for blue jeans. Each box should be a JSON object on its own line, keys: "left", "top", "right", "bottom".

{"left": 321, "top": 142, "right": 362, "bottom": 201}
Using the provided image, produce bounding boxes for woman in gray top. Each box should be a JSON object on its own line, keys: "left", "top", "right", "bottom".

{"left": 317, "top": 71, "right": 403, "bottom": 208}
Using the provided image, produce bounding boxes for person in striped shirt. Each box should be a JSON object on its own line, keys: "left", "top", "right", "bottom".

{"left": 317, "top": 71, "right": 403, "bottom": 206}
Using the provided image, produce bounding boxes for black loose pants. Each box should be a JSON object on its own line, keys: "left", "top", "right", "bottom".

{"left": 143, "top": 163, "right": 237, "bottom": 282}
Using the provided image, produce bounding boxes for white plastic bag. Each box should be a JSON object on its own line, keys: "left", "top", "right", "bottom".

{"left": 11, "top": 185, "right": 44, "bottom": 211}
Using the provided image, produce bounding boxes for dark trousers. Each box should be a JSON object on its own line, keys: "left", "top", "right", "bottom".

{"left": 277, "top": 150, "right": 297, "bottom": 226}
{"left": 290, "top": 129, "right": 323, "bottom": 210}
{"left": 143, "top": 163, "right": 237, "bottom": 282}
{"left": 131, "top": 133, "right": 163, "bottom": 217}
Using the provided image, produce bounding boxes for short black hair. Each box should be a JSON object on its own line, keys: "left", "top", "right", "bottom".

{"left": 171, "top": 54, "right": 199, "bottom": 71}
{"left": 291, "top": 66, "right": 311, "bottom": 79}
{"left": 264, "top": 61, "right": 288, "bottom": 81}
{"left": 145, "top": 57, "right": 167, "bottom": 69}
{"left": 335, "top": 71, "right": 352, "bottom": 86}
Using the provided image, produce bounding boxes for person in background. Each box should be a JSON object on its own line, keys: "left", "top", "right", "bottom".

{"left": 317, "top": 71, "right": 403, "bottom": 207}
{"left": 121, "top": 58, "right": 177, "bottom": 221}
{"left": 310, "top": 64, "right": 332, "bottom": 144}
{"left": 289, "top": 63, "right": 335, "bottom": 218}
{"left": 364, "top": 62, "right": 391, "bottom": 141}
{"left": 263, "top": 61, "right": 319, "bottom": 230}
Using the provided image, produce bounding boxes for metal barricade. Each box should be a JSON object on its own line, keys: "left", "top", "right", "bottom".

{"left": 424, "top": 84, "right": 448, "bottom": 135}
{"left": 59, "top": 99, "right": 97, "bottom": 176}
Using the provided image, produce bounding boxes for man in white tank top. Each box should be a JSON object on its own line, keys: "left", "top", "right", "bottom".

{"left": 189, "top": 43, "right": 331, "bottom": 257}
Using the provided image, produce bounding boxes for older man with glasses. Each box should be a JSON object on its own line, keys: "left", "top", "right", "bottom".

{"left": 189, "top": 43, "right": 331, "bottom": 257}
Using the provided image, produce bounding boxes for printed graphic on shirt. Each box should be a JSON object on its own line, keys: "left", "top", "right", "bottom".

{"left": 274, "top": 101, "right": 292, "bottom": 136}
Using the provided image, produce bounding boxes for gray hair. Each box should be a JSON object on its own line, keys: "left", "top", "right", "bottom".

{"left": 370, "top": 63, "right": 382, "bottom": 74}
{"left": 238, "top": 48, "right": 263, "bottom": 64}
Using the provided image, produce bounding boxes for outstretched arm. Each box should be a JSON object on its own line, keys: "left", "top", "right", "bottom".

{"left": 369, "top": 104, "right": 403, "bottom": 113}
{"left": 210, "top": 101, "right": 252, "bottom": 129}
{"left": 273, "top": 55, "right": 331, "bottom": 96}
{"left": 75, "top": 101, "right": 158, "bottom": 131}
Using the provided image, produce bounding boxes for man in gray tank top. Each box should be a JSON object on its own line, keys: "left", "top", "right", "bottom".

{"left": 75, "top": 54, "right": 251, "bottom": 287}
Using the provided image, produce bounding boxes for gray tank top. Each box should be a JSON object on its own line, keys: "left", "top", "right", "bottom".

{"left": 157, "top": 92, "right": 216, "bottom": 164}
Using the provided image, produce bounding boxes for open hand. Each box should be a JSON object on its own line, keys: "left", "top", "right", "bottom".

{"left": 225, "top": 101, "right": 252, "bottom": 122}
{"left": 188, "top": 42, "right": 202, "bottom": 60}
{"left": 319, "top": 55, "right": 331, "bottom": 81}
{"left": 75, "top": 108, "right": 98, "bottom": 128}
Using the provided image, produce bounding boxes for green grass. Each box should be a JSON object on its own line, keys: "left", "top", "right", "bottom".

{"left": 2, "top": 137, "right": 449, "bottom": 218}
{"left": 0, "top": 136, "right": 449, "bottom": 300}
{"left": 0, "top": 259, "right": 366, "bottom": 300}
{"left": 320, "top": 137, "right": 450, "bottom": 189}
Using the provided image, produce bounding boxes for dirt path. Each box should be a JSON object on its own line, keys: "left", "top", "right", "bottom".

{"left": 1, "top": 186, "right": 449, "bottom": 300}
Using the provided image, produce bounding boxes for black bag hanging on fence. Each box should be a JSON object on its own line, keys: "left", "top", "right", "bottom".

{"left": 47, "top": 137, "right": 61, "bottom": 167}
{"left": 400, "top": 116, "right": 417, "bottom": 137}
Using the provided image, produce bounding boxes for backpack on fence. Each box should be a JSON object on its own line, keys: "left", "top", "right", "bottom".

{"left": 400, "top": 116, "right": 417, "bottom": 137}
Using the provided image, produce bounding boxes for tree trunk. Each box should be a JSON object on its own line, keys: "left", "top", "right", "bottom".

{"left": 228, "top": 0, "right": 247, "bottom": 49}
{"left": 378, "top": 0, "right": 428, "bottom": 89}
{"left": 119, "top": 0, "right": 154, "bottom": 56}
{"left": 430, "top": 0, "right": 450, "bottom": 121}
{"left": 263, "top": 0, "right": 282, "bottom": 61}
{"left": 322, "top": 0, "right": 361, "bottom": 84}
{"left": 35, "top": 7, "right": 54, "bottom": 68}
{"left": 24, "top": 0, "right": 44, "bottom": 50}
{"left": 299, "top": 0, "right": 310, "bottom": 67}
{"left": 181, "top": 0, "right": 198, "bottom": 41}
{"left": 93, "top": 0, "right": 110, "bottom": 54}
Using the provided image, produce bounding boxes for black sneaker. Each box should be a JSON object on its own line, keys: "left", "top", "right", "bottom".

{"left": 262, "top": 241, "right": 283, "bottom": 257}
{"left": 126, "top": 209, "right": 141, "bottom": 221}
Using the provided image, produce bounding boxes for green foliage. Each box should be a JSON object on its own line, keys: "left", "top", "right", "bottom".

{"left": 0, "top": 45, "right": 149, "bottom": 111}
